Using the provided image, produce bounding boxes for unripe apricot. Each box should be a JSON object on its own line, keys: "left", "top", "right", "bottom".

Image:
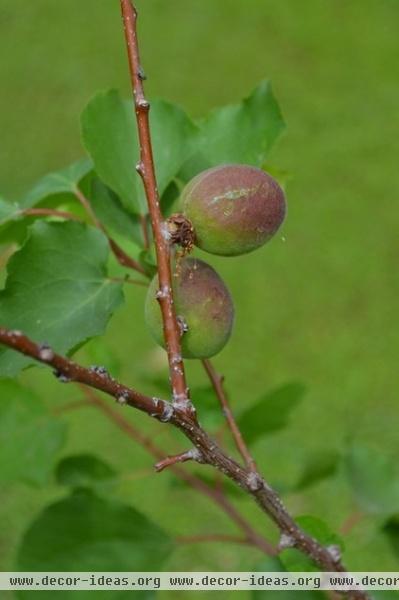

{"left": 181, "top": 164, "right": 286, "bottom": 256}
{"left": 145, "top": 258, "right": 234, "bottom": 359}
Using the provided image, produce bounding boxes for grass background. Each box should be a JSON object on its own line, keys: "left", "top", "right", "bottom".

{"left": 0, "top": 0, "right": 398, "bottom": 594}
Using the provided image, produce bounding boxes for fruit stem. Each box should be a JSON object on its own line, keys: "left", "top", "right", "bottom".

{"left": 202, "top": 358, "right": 257, "bottom": 472}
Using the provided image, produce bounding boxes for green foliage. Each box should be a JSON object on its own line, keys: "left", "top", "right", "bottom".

{"left": 16, "top": 488, "right": 173, "bottom": 599}
{"left": 56, "top": 454, "right": 117, "bottom": 489}
{"left": 81, "top": 89, "right": 198, "bottom": 214}
{"left": 89, "top": 177, "right": 145, "bottom": 247}
{"left": 237, "top": 382, "right": 306, "bottom": 445}
{"left": 296, "top": 515, "right": 343, "bottom": 549}
{"left": 344, "top": 444, "right": 399, "bottom": 516}
{"left": 0, "top": 380, "right": 66, "bottom": 486}
{"left": 383, "top": 516, "right": 399, "bottom": 559}
{"left": 20, "top": 159, "right": 92, "bottom": 210}
{"left": 294, "top": 451, "right": 340, "bottom": 491}
{"left": 0, "top": 195, "right": 19, "bottom": 225}
{"left": 198, "top": 80, "right": 284, "bottom": 168}
{"left": 0, "top": 221, "right": 123, "bottom": 376}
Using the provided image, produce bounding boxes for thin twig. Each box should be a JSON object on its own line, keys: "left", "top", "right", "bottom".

{"left": 73, "top": 187, "right": 148, "bottom": 277}
{"left": 202, "top": 359, "right": 256, "bottom": 472}
{"left": 340, "top": 511, "right": 364, "bottom": 536}
{"left": 77, "top": 385, "right": 275, "bottom": 556}
{"left": 0, "top": 328, "right": 170, "bottom": 421}
{"left": 74, "top": 187, "right": 101, "bottom": 228}
{"left": 154, "top": 448, "right": 201, "bottom": 473}
{"left": 176, "top": 534, "right": 252, "bottom": 546}
{"left": 120, "top": 0, "right": 190, "bottom": 412}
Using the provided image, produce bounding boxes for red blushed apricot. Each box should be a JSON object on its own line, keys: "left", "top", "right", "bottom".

{"left": 181, "top": 164, "right": 286, "bottom": 256}
{"left": 145, "top": 258, "right": 234, "bottom": 359}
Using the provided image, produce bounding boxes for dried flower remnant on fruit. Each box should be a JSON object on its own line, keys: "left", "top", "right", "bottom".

{"left": 166, "top": 213, "right": 195, "bottom": 253}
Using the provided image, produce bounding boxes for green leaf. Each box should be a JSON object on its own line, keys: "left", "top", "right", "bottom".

{"left": 294, "top": 451, "right": 340, "bottom": 491}
{"left": 237, "top": 382, "right": 306, "bottom": 445}
{"left": 89, "top": 177, "right": 145, "bottom": 247}
{"left": 0, "top": 161, "right": 93, "bottom": 248}
{"left": 297, "top": 515, "right": 344, "bottom": 548}
{"left": 0, "top": 196, "right": 20, "bottom": 226}
{"left": 191, "top": 385, "right": 224, "bottom": 428}
{"left": 383, "top": 516, "right": 399, "bottom": 559}
{"left": 252, "top": 557, "right": 326, "bottom": 599}
{"left": 81, "top": 90, "right": 142, "bottom": 213}
{"left": 139, "top": 248, "right": 158, "bottom": 278}
{"left": 20, "top": 158, "right": 92, "bottom": 210}
{"left": 0, "top": 221, "right": 124, "bottom": 377}
{"left": 198, "top": 80, "right": 285, "bottom": 168}
{"left": 16, "top": 490, "right": 174, "bottom": 590}
{"left": 81, "top": 90, "right": 198, "bottom": 214}
{"left": 0, "top": 380, "right": 66, "bottom": 486}
{"left": 149, "top": 99, "right": 199, "bottom": 194}
{"left": 344, "top": 444, "right": 399, "bottom": 515}
{"left": 56, "top": 454, "right": 116, "bottom": 489}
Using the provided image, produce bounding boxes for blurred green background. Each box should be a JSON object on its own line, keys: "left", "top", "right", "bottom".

{"left": 0, "top": 0, "right": 398, "bottom": 593}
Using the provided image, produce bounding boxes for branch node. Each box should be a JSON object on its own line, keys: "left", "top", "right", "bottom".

{"left": 278, "top": 532, "right": 295, "bottom": 551}
{"left": 156, "top": 285, "right": 170, "bottom": 300}
{"left": 327, "top": 544, "right": 342, "bottom": 563}
{"left": 137, "top": 99, "right": 150, "bottom": 110}
{"left": 138, "top": 66, "right": 147, "bottom": 80}
{"left": 38, "top": 343, "right": 54, "bottom": 362}
{"left": 176, "top": 315, "right": 189, "bottom": 336}
{"left": 53, "top": 369, "right": 72, "bottom": 384}
{"left": 89, "top": 365, "right": 110, "bottom": 378}
{"left": 115, "top": 391, "right": 130, "bottom": 406}
{"left": 135, "top": 161, "right": 144, "bottom": 175}
{"left": 247, "top": 471, "right": 263, "bottom": 492}
{"left": 154, "top": 447, "right": 203, "bottom": 473}
{"left": 159, "top": 401, "right": 174, "bottom": 422}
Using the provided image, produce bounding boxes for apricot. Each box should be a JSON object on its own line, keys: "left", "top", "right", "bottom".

{"left": 145, "top": 258, "right": 234, "bottom": 359}
{"left": 181, "top": 164, "right": 286, "bottom": 256}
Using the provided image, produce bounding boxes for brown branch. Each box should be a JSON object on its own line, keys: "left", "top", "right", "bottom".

{"left": 202, "top": 359, "right": 256, "bottom": 472}
{"left": 0, "top": 328, "right": 171, "bottom": 422}
{"left": 176, "top": 534, "right": 252, "bottom": 546}
{"left": 120, "top": 0, "right": 190, "bottom": 412}
{"left": 73, "top": 187, "right": 148, "bottom": 277}
{"left": 0, "top": 327, "right": 369, "bottom": 598}
{"left": 78, "top": 385, "right": 275, "bottom": 556}
{"left": 340, "top": 511, "right": 364, "bottom": 536}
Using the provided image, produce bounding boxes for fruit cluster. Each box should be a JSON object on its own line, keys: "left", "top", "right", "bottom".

{"left": 145, "top": 164, "right": 286, "bottom": 358}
